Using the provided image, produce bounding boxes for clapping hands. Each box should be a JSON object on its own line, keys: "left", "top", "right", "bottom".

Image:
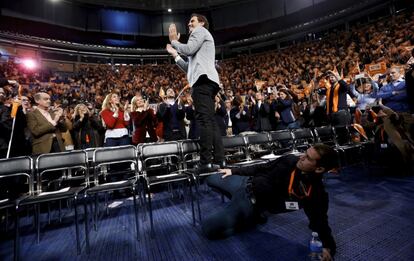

{"left": 168, "top": 24, "right": 180, "bottom": 42}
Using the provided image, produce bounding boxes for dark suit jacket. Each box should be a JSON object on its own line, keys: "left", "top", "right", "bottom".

{"left": 157, "top": 102, "right": 186, "bottom": 141}
{"left": 230, "top": 106, "right": 251, "bottom": 135}
{"left": 26, "top": 109, "right": 67, "bottom": 155}
{"left": 252, "top": 102, "right": 272, "bottom": 131}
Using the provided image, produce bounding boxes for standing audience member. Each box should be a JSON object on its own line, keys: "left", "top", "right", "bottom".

{"left": 8, "top": 96, "right": 32, "bottom": 157}
{"left": 157, "top": 88, "right": 186, "bottom": 141}
{"left": 72, "top": 103, "right": 103, "bottom": 149}
{"left": 350, "top": 78, "right": 379, "bottom": 112}
{"left": 100, "top": 92, "right": 130, "bottom": 146}
{"left": 130, "top": 95, "right": 157, "bottom": 145}
{"left": 224, "top": 99, "right": 233, "bottom": 136}
{"left": 185, "top": 94, "right": 199, "bottom": 139}
{"left": 377, "top": 67, "right": 409, "bottom": 113}
{"left": 252, "top": 92, "right": 272, "bottom": 132}
{"left": 325, "top": 70, "right": 352, "bottom": 126}
{"left": 26, "top": 92, "right": 67, "bottom": 155}
{"left": 214, "top": 95, "right": 227, "bottom": 136}
{"left": 275, "top": 89, "right": 300, "bottom": 129}
{"left": 230, "top": 95, "right": 251, "bottom": 135}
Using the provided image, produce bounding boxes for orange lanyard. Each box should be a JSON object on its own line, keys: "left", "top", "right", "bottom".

{"left": 288, "top": 169, "right": 312, "bottom": 199}
{"left": 380, "top": 127, "right": 385, "bottom": 142}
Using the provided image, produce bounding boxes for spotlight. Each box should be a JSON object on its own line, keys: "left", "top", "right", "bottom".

{"left": 22, "top": 59, "right": 37, "bottom": 70}
{"left": 167, "top": 8, "right": 172, "bottom": 12}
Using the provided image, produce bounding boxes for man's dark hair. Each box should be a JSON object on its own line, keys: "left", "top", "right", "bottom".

{"left": 191, "top": 13, "right": 209, "bottom": 30}
{"left": 313, "top": 143, "right": 338, "bottom": 171}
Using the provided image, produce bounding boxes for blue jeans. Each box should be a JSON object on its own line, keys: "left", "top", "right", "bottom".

{"left": 202, "top": 174, "right": 256, "bottom": 239}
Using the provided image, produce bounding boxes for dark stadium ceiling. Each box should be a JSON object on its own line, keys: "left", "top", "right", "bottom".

{"left": 72, "top": 0, "right": 254, "bottom": 11}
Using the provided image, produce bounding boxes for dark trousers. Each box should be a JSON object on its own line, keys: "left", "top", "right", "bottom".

{"left": 202, "top": 174, "right": 255, "bottom": 239}
{"left": 51, "top": 137, "right": 62, "bottom": 153}
{"left": 192, "top": 78, "right": 224, "bottom": 164}
{"left": 104, "top": 135, "right": 130, "bottom": 147}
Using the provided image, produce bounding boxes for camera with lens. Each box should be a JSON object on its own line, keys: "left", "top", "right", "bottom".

{"left": 316, "top": 88, "right": 326, "bottom": 95}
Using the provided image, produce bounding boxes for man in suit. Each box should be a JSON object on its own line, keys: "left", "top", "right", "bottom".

{"left": 251, "top": 92, "right": 272, "bottom": 132}
{"left": 166, "top": 13, "right": 225, "bottom": 172}
{"left": 26, "top": 92, "right": 67, "bottom": 155}
{"left": 157, "top": 88, "right": 186, "bottom": 141}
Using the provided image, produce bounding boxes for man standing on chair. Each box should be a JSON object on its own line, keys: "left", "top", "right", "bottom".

{"left": 166, "top": 14, "right": 225, "bottom": 172}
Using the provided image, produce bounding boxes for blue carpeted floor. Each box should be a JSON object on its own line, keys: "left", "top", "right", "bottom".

{"left": 1, "top": 165, "right": 413, "bottom": 261}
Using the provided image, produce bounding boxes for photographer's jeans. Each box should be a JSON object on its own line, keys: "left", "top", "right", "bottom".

{"left": 201, "top": 174, "right": 256, "bottom": 239}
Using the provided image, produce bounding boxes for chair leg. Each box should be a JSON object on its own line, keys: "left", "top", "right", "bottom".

{"left": 47, "top": 203, "right": 51, "bottom": 225}
{"left": 74, "top": 197, "right": 81, "bottom": 255}
{"left": 83, "top": 196, "right": 90, "bottom": 255}
{"left": 188, "top": 179, "right": 196, "bottom": 226}
{"left": 105, "top": 192, "right": 109, "bottom": 216}
{"left": 147, "top": 186, "right": 154, "bottom": 237}
{"left": 194, "top": 178, "right": 202, "bottom": 223}
{"left": 14, "top": 207, "right": 20, "bottom": 261}
{"left": 5, "top": 208, "right": 9, "bottom": 232}
{"left": 94, "top": 194, "right": 98, "bottom": 231}
{"left": 59, "top": 200, "right": 62, "bottom": 223}
{"left": 138, "top": 180, "right": 146, "bottom": 222}
{"left": 132, "top": 187, "right": 139, "bottom": 241}
{"left": 36, "top": 204, "right": 41, "bottom": 244}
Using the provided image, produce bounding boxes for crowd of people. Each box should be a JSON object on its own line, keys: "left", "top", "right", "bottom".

{"left": 0, "top": 10, "right": 413, "bottom": 165}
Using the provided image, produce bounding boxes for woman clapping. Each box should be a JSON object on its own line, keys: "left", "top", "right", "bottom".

{"left": 72, "top": 103, "right": 104, "bottom": 149}
{"left": 130, "top": 95, "right": 157, "bottom": 145}
{"left": 100, "top": 92, "right": 130, "bottom": 146}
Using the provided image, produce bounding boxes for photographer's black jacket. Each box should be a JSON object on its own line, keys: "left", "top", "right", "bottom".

{"left": 232, "top": 154, "right": 336, "bottom": 255}
{"left": 405, "top": 67, "right": 414, "bottom": 113}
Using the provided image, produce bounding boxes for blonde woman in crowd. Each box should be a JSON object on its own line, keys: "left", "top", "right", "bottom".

{"left": 100, "top": 92, "right": 130, "bottom": 146}
{"left": 130, "top": 94, "right": 157, "bottom": 145}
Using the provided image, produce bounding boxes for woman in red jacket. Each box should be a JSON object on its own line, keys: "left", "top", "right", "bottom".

{"left": 100, "top": 92, "right": 130, "bottom": 146}
{"left": 130, "top": 95, "right": 157, "bottom": 145}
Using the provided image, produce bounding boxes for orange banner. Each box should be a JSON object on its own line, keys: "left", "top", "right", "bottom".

{"left": 364, "top": 62, "right": 387, "bottom": 76}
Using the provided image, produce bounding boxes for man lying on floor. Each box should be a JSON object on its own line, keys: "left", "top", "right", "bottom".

{"left": 202, "top": 143, "right": 337, "bottom": 261}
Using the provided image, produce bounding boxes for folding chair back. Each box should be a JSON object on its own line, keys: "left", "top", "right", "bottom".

{"left": 292, "top": 128, "right": 315, "bottom": 151}
{"left": 36, "top": 150, "right": 88, "bottom": 193}
{"left": 313, "top": 126, "right": 336, "bottom": 146}
{"left": 140, "top": 141, "right": 181, "bottom": 177}
{"left": 92, "top": 145, "right": 138, "bottom": 186}
{"left": 221, "top": 135, "right": 247, "bottom": 163}
{"left": 269, "top": 130, "right": 294, "bottom": 154}
{"left": 0, "top": 156, "right": 33, "bottom": 207}
{"left": 243, "top": 133, "right": 271, "bottom": 159}
{"left": 180, "top": 140, "right": 200, "bottom": 170}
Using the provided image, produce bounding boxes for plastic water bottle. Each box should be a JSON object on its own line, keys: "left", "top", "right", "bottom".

{"left": 309, "top": 232, "right": 323, "bottom": 260}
